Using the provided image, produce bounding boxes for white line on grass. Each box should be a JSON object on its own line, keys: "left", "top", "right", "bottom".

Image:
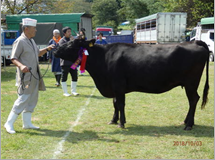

{"left": 52, "top": 87, "right": 97, "bottom": 159}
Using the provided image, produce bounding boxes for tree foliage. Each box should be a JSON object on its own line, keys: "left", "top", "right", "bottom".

{"left": 69, "top": 0, "right": 93, "bottom": 14}
{"left": 91, "top": 0, "right": 119, "bottom": 31}
{"left": 1, "top": 0, "right": 214, "bottom": 28}
{"left": 143, "top": 0, "right": 164, "bottom": 15}
{"left": 162, "top": 0, "right": 214, "bottom": 27}
{"left": 118, "top": 0, "right": 149, "bottom": 20}
{"left": 1, "top": 0, "right": 75, "bottom": 14}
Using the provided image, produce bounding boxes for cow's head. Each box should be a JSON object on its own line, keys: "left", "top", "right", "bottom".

{"left": 54, "top": 39, "right": 96, "bottom": 62}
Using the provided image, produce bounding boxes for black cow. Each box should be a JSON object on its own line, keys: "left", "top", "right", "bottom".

{"left": 54, "top": 39, "right": 209, "bottom": 130}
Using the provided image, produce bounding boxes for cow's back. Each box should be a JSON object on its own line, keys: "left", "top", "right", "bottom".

{"left": 103, "top": 41, "right": 209, "bottom": 94}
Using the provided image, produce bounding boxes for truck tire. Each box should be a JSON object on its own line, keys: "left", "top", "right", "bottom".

{"left": 209, "top": 52, "right": 214, "bottom": 62}
{"left": 1, "top": 57, "right": 6, "bottom": 66}
{"left": 2, "top": 58, "right": 11, "bottom": 66}
{"left": 6, "top": 60, "right": 11, "bottom": 66}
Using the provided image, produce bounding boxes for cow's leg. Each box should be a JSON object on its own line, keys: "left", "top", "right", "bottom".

{"left": 108, "top": 98, "right": 119, "bottom": 125}
{"left": 115, "top": 93, "right": 126, "bottom": 128}
{"left": 184, "top": 87, "right": 200, "bottom": 130}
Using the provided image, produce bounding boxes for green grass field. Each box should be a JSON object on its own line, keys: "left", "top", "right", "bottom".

{"left": 1, "top": 62, "right": 214, "bottom": 159}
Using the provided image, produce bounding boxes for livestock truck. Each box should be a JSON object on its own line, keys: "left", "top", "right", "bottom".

{"left": 190, "top": 17, "right": 214, "bottom": 61}
{"left": 135, "top": 12, "right": 187, "bottom": 44}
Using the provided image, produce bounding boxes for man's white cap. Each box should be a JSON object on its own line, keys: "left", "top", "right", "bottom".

{"left": 22, "top": 18, "right": 37, "bottom": 26}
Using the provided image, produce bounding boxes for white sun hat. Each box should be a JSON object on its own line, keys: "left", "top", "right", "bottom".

{"left": 53, "top": 29, "right": 60, "bottom": 34}
{"left": 22, "top": 18, "right": 37, "bottom": 26}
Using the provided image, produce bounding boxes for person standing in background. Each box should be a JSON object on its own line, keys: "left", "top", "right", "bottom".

{"left": 77, "top": 28, "right": 87, "bottom": 76}
{"left": 59, "top": 27, "right": 79, "bottom": 96}
{"left": 48, "top": 29, "right": 62, "bottom": 87}
{"left": 95, "top": 32, "right": 107, "bottom": 45}
{"left": 77, "top": 28, "right": 87, "bottom": 40}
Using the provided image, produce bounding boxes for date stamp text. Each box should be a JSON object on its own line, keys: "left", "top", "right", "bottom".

{"left": 173, "top": 141, "right": 202, "bottom": 146}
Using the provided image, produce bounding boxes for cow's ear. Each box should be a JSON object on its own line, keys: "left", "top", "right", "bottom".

{"left": 88, "top": 39, "right": 96, "bottom": 47}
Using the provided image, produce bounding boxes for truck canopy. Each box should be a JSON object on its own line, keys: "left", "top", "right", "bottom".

{"left": 201, "top": 17, "right": 214, "bottom": 25}
{"left": 135, "top": 13, "right": 157, "bottom": 23}
{"left": 5, "top": 13, "right": 94, "bottom": 44}
{"left": 6, "top": 13, "right": 83, "bottom": 30}
{"left": 201, "top": 17, "right": 214, "bottom": 30}
{"left": 135, "top": 12, "right": 186, "bottom": 23}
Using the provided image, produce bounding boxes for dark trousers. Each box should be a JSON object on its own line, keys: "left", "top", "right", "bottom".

{"left": 61, "top": 66, "right": 78, "bottom": 82}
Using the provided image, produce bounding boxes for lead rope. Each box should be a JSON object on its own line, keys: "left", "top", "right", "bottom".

{"left": 17, "top": 61, "right": 50, "bottom": 95}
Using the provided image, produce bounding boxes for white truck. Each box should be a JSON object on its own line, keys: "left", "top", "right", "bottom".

{"left": 190, "top": 17, "right": 214, "bottom": 61}
{"left": 135, "top": 12, "right": 187, "bottom": 44}
{"left": 1, "top": 29, "right": 20, "bottom": 66}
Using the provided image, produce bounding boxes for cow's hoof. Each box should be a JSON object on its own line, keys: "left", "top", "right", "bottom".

{"left": 108, "top": 121, "right": 118, "bottom": 125}
{"left": 184, "top": 126, "right": 192, "bottom": 130}
{"left": 117, "top": 124, "right": 125, "bottom": 129}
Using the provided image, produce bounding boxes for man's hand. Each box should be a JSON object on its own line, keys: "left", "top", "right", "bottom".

{"left": 39, "top": 44, "right": 55, "bottom": 57}
{"left": 70, "top": 36, "right": 75, "bottom": 41}
{"left": 46, "top": 44, "right": 55, "bottom": 51}
{"left": 20, "top": 65, "right": 30, "bottom": 73}
{"left": 11, "top": 59, "right": 30, "bottom": 73}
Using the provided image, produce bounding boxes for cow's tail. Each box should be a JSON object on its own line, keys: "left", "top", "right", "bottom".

{"left": 198, "top": 41, "right": 210, "bottom": 109}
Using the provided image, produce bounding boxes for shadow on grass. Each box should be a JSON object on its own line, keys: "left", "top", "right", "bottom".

{"left": 77, "top": 85, "right": 96, "bottom": 89}
{"left": 44, "top": 85, "right": 96, "bottom": 89}
{"left": 16, "top": 129, "right": 119, "bottom": 143}
{"left": 16, "top": 123, "right": 213, "bottom": 145}
{"left": 44, "top": 85, "right": 62, "bottom": 89}
{"left": 78, "top": 74, "right": 91, "bottom": 77}
{"left": 105, "top": 124, "right": 214, "bottom": 138}
{"left": 77, "top": 94, "right": 106, "bottom": 99}
{"left": 1, "top": 66, "right": 53, "bottom": 82}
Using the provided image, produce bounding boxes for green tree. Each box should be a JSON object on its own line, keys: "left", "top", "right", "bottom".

{"left": 162, "top": 0, "right": 214, "bottom": 27}
{"left": 91, "top": 0, "right": 119, "bottom": 31}
{"left": 144, "top": 0, "right": 164, "bottom": 14}
{"left": 118, "top": 0, "right": 149, "bottom": 20}
{"left": 116, "top": 0, "right": 149, "bottom": 29}
{"left": 191, "top": 0, "right": 214, "bottom": 24}
{"left": 2, "top": 0, "right": 213, "bottom": 30}
{"left": 69, "top": 0, "right": 93, "bottom": 14}
{"left": 2, "top": 0, "right": 40, "bottom": 14}
{"left": 1, "top": 0, "right": 74, "bottom": 14}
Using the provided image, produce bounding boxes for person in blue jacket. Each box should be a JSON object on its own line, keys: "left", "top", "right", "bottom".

{"left": 95, "top": 32, "right": 108, "bottom": 45}
{"left": 48, "top": 29, "right": 62, "bottom": 87}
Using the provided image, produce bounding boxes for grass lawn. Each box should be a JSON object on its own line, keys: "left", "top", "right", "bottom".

{"left": 1, "top": 62, "right": 214, "bottom": 159}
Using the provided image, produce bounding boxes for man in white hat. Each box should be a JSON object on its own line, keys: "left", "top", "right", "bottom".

{"left": 4, "top": 18, "right": 54, "bottom": 134}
